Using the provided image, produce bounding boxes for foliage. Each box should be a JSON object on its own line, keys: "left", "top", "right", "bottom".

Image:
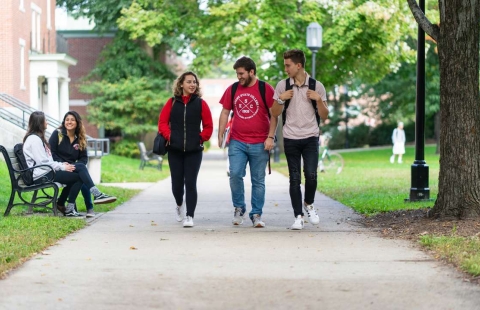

{"left": 110, "top": 139, "right": 141, "bottom": 158}
{"left": 81, "top": 77, "right": 170, "bottom": 140}
{"left": 87, "top": 34, "right": 176, "bottom": 83}
{"left": 118, "top": 0, "right": 417, "bottom": 88}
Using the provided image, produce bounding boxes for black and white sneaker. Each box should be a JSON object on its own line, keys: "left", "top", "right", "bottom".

{"left": 65, "top": 209, "right": 83, "bottom": 217}
{"left": 93, "top": 193, "right": 117, "bottom": 204}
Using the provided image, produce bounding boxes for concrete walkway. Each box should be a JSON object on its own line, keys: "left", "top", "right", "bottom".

{"left": 1, "top": 158, "right": 480, "bottom": 310}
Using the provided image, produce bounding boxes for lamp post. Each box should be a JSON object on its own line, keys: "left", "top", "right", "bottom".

{"left": 306, "top": 22, "right": 322, "bottom": 78}
{"left": 405, "top": 0, "right": 431, "bottom": 202}
{"left": 343, "top": 85, "right": 350, "bottom": 149}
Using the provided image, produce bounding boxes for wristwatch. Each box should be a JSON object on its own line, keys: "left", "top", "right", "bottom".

{"left": 277, "top": 98, "right": 285, "bottom": 105}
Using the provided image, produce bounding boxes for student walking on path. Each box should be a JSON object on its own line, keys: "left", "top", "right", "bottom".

{"left": 271, "top": 49, "right": 329, "bottom": 230}
{"left": 217, "top": 56, "right": 277, "bottom": 228}
{"left": 49, "top": 111, "right": 117, "bottom": 218}
{"left": 158, "top": 71, "right": 213, "bottom": 227}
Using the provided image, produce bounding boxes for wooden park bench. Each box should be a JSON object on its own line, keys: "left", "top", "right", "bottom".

{"left": 0, "top": 145, "right": 65, "bottom": 216}
{"left": 137, "top": 142, "right": 163, "bottom": 171}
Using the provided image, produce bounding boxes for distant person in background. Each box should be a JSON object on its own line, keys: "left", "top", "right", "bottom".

{"left": 390, "top": 122, "right": 406, "bottom": 164}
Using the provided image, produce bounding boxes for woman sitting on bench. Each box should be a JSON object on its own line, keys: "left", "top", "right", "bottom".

{"left": 22, "top": 111, "right": 83, "bottom": 217}
{"left": 49, "top": 111, "right": 116, "bottom": 217}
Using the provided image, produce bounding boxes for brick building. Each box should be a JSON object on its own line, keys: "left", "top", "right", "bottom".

{"left": 0, "top": 0, "right": 76, "bottom": 120}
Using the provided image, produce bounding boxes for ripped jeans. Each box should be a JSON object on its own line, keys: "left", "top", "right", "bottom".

{"left": 284, "top": 136, "right": 319, "bottom": 217}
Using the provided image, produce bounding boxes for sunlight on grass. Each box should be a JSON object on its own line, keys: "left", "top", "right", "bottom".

{"left": 273, "top": 145, "right": 439, "bottom": 215}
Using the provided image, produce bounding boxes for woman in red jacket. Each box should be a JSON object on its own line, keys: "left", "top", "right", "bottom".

{"left": 158, "top": 71, "right": 213, "bottom": 228}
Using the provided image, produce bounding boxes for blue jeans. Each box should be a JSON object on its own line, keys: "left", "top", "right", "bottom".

{"left": 284, "top": 136, "right": 319, "bottom": 217}
{"left": 228, "top": 139, "right": 269, "bottom": 220}
{"left": 81, "top": 184, "right": 94, "bottom": 210}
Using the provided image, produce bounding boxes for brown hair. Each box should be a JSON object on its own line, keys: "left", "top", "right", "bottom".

{"left": 173, "top": 71, "right": 202, "bottom": 97}
{"left": 23, "top": 111, "right": 49, "bottom": 146}
{"left": 233, "top": 56, "right": 257, "bottom": 75}
{"left": 283, "top": 49, "right": 306, "bottom": 68}
{"left": 60, "top": 111, "right": 87, "bottom": 151}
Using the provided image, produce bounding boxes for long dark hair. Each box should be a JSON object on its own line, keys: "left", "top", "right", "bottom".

{"left": 60, "top": 111, "right": 87, "bottom": 150}
{"left": 23, "top": 111, "right": 49, "bottom": 146}
{"left": 173, "top": 71, "right": 202, "bottom": 97}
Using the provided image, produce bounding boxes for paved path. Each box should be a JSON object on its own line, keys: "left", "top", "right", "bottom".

{"left": 1, "top": 158, "right": 480, "bottom": 310}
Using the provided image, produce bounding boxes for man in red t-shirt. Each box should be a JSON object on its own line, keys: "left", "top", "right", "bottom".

{"left": 218, "top": 56, "right": 277, "bottom": 228}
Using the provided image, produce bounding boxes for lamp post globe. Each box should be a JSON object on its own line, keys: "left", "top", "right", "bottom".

{"left": 306, "top": 22, "right": 322, "bottom": 79}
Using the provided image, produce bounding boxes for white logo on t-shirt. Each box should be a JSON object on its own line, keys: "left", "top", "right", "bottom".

{"left": 234, "top": 93, "right": 259, "bottom": 120}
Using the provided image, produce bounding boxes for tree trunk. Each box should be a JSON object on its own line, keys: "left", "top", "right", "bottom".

{"left": 430, "top": 0, "right": 480, "bottom": 218}
{"left": 434, "top": 112, "right": 440, "bottom": 154}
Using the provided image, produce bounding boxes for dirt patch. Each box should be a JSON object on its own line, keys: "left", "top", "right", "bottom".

{"left": 358, "top": 208, "right": 480, "bottom": 240}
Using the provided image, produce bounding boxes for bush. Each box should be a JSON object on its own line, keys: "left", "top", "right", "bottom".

{"left": 111, "top": 139, "right": 140, "bottom": 158}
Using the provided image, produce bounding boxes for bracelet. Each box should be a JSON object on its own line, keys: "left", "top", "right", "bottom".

{"left": 268, "top": 136, "right": 275, "bottom": 139}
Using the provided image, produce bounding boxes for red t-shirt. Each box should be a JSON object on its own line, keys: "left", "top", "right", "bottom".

{"left": 219, "top": 80, "right": 274, "bottom": 144}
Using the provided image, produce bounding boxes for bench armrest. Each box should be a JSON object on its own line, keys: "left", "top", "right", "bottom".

{"left": 14, "top": 164, "right": 56, "bottom": 185}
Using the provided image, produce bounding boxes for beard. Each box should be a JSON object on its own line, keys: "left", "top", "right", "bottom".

{"left": 239, "top": 75, "right": 253, "bottom": 86}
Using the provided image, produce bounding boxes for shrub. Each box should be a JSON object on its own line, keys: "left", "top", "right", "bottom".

{"left": 111, "top": 139, "right": 140, "bottom": 158}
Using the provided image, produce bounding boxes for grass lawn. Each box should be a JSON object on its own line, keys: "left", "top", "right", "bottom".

{"left": 273, "top": 145, "right": 439, "bottom": 214}
{"left": 0, "top": 154, "right": 167, "bottom": 278}
{"left": 273, "top": 145, "right": 480, "bottom": 277}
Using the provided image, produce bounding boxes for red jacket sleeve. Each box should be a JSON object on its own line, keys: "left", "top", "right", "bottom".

{"left": 158, "top": 98, "right": 173, "bottom": 141}
{"left": 200, "top": 99, "right": 213, "bottom": 142}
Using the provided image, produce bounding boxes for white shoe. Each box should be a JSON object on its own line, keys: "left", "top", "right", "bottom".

{"left": 252, "top": 214, "right": 265, "bottom": 228}
{"left": 303, "top": 203, "right": 320, "bottom": 225}
{"left": 183, "top": 216, "right": 194, "bottom": 227}
{"left": 175, "top": 204, "right": 184, "bottom": 222}
{"left": 232, "top": 207, "right": 245, "bottom": 225}
{"left": 291, "top": 215, "right": 304, "bottom": 230}
{"left": 398, "top": 159, "right": 403, "bottom": 164}
{"left": 390, "top": 155, "right": 394, "bottom": 164}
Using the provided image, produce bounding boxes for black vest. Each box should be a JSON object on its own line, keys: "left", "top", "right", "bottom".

{"left": 169, "top": 95, "right": 203, "bottom": 152}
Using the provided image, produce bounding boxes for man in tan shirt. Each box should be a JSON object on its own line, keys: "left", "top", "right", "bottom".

{"left": 271, "top": 49, "right": 329, "bottom": 230}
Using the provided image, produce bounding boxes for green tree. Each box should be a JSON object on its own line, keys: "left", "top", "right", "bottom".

{"left": 407, "top": 0, "right": 480, "bottom": 218}
{"left": 118, "top": 0, "right": 416, "bottom": 88}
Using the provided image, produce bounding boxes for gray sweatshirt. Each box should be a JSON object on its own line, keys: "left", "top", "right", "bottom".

{"left": 23, "top": 135, "right": 65, "bottom": 180}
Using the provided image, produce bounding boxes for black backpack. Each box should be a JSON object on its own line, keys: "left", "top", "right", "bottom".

{"left": 13, "top": 143, "right": 35, "bottom": 186}
{"left": 282, "top": 77, "right": 319, "bottom": 126}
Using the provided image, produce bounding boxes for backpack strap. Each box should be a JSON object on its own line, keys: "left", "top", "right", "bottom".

{"left": 282, "top": 77, "right": 320, "bottom": 126}
{"left": 57, "top": 129, "right": 63, "bottom": 145}
{"left": 230, "top": 82, "right": 239, "bottom": 116}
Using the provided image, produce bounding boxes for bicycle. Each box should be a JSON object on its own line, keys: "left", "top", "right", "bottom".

{"left": 318, "top": 136, "right": 344, "bottom": 174}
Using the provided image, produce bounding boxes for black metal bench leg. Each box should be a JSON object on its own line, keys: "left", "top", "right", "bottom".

{"left": 52, "top": 187, "right": 59, "bottom": 216}
{"left": 4, "top": 190, "right": 16, "bottom": 216}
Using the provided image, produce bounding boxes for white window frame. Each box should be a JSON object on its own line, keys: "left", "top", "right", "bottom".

{"left": 31, "top": 3, "right": 42, "bottom": 52}
{"left": 19, "top": 39, "right": 26, "bottom": 90}
{"left": 19, "top": 0, "right": 25, "bottom": 12}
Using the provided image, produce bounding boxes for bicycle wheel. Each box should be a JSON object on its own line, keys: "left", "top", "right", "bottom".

{"left": 324, "top": 152, "right": 344, "bottom": 174}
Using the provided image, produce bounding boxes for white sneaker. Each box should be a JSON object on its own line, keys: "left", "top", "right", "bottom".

{"left": 175, "top": 204, "right": 184, "bottom": 222}
{"left": 251, "top": 214, "right": 265, "bottom": 228}
{"left": 390, "top": 155, "right": 395, "bottom": 164}
{"left": 291, "top": 215, "right": 304, "bottom": 230}
{"left": 232, "top": 207, "right": 244, "bottom": 225}
{"left": 398, "top": 159, "right": 403, "bottom": 164}
{"left": 303, "top": 203, "right": 320, "bottom": 225}
{"left": 183, "top": 216, "right": 194, "bottom": 227}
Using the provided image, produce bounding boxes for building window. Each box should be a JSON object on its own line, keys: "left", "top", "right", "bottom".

{"left": 46, "top": 0, "right": 51, "bottom": 29}
{"left": 31, "top": 3, "right": 42, "bottom": 52}
{"left": 19, "top": 39, "right": 26, "bottom": 90}
{"left": 19, "top": 0, "right": 25, "bottom": 12}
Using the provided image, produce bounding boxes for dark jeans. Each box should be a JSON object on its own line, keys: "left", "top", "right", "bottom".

{"left": 74, "top": 163, "right": 94, "bottom": 210}
{"left": 35, "top": 171, "right": 83, "bottom": 205}
{"left": 168, "top": 149, "right": 203, "bottom": 218}
{"left": 284, "top": 136, "right": 319, "bottom": 217}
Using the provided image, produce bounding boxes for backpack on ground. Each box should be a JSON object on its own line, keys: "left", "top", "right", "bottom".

{"left": 282, "top": 77, "right": 319, "bottom": 126}
{"left": 13, "top": 143, "right": 35, "bottom": 186}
